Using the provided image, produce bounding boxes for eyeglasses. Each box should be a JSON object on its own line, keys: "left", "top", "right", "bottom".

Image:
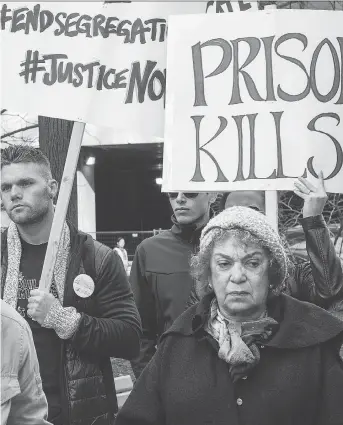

{"left": 167, "top": 192, "right": 199, "bottom": 200}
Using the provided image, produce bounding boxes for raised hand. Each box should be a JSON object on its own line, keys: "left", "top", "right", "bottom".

{"left": 294, "top": 171, "right": 328, "bottom": 218}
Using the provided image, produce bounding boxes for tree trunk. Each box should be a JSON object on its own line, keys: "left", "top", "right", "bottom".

{"left": 38, "top": 117, "right": 78, "bottom": 227}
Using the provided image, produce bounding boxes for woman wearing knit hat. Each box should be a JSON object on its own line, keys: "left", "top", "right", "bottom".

{"left": 116, "top": 206, "right": 343, "bottom": 425}
{"left": 188, "top": 174, "right": 343, "bottom": 318}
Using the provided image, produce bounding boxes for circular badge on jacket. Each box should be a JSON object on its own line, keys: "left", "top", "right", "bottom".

{"left": 73, "top": 274, "right": 95, "bottom": 298}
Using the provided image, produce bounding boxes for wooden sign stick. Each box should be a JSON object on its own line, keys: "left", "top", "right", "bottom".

{"left": 265, "top": 190, "right": 279, "bottom": 233}
{"left": 39, "top": 121, "right": 86, "bottom": 292}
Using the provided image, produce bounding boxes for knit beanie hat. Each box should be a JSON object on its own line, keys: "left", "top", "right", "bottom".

{"left": 200, "top": 206, "right": 288, "bottom": 284}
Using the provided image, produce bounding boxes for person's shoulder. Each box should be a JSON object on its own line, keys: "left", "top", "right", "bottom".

{"left": 137, "top": 229, "right": 174, "bottom": 250}
{"left": 161, "top": 303, "right": 199, "bottom": 341}
{"left": 94, "top": 239, "right": 113, "bottom": 258}
{"left": 1, "top": 300, "right": 29, "bottom": 333}
{"left": 78, "top": 231, "right": 112, "bottom": 258}
{"left": 77, "top": 231, "right": 119, "bottom": 275}
{"left": 269, "top": 294, "right": 343, "bottom": 349}
{"left": 142, "top": 229, "right": 174, "bottom": 244}
{"left": 70, "top": 226, "right": 108, "bottom": 252}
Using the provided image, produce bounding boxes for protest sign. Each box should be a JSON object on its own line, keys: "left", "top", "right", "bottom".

{"left": 206, "top": 1, "right": 276, "bottom": 13}
{"left": 163, "top": 10, "right": 343, "bottom": 194}
{"left": 206, "top": 0, "right": 278, "bottom": 228}
{"left": 1, "top": 2, "right": 205, "bottom": 144}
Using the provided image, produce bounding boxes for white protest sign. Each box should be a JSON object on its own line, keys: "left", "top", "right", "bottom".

{"left": 1, "top": 2, "right": 205, "bottom": 144}
{"left": 206, "top": 0, "right": 278, "bottom": 229}
{"left": 163, "top": 10, "right": 343, "bottom": 194}
{"left": 206, "top": 1, "right": 276, "bottom": 13}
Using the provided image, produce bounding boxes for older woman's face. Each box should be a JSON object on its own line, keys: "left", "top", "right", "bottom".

{"left": 209, "top": 235, "right": 270, "bottom": 321}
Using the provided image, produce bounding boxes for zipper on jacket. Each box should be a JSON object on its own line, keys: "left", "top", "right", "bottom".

{"left": 60, "top": 342, "right": 71, "bottom": 425}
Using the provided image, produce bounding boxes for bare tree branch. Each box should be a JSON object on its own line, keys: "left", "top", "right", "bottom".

{"left": 1, "top": 124, "right": 39, "bottom": 140}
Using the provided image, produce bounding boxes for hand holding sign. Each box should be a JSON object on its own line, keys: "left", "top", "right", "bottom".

{"left": 28, "top": 289, "right": 57, "bottom": 325}
{"left": 294, "top": 171, "right": 328, "bottom": 218}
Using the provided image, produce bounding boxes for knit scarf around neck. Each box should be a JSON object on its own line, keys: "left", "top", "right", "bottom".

{"left": 205, "top": 298, "right": 278, "bottom": 382}
{"left": 3, "top": 221, "right": 70, "bottom": 309}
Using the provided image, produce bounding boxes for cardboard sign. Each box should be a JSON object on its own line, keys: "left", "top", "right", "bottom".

{"left": 206, "top": 1, "right": 276, "bottom": 13}
{"left": 162, "top": 10, "right": 343, "bottom": 193}
{"left": 1, "top": 2, "right": 205, "bottom": 144}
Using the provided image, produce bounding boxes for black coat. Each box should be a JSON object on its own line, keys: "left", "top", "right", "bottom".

{"left": 1, "top": 224, "right": 142, "bottom": 425}
{"left": 129, "top": 216, "right": 203, "bottom": 377}
{"left": 116, "top": 294, "right": 343, "bottom": 425}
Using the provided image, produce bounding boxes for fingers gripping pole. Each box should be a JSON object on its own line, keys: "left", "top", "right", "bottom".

{"left": 265, "top": 190, "right": 278, "bottom": 233}
{"left": 39, "top": 121, "right": 86, "bottom": 292}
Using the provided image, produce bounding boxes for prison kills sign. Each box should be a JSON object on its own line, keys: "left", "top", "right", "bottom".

{"left": 162, "top": 10, "right": 343, "bottom": 194}
{"left": 0, "top": 2, "right": 204, "bottom": 144}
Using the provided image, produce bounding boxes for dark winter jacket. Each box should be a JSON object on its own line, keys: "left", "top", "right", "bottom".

{"left": 130, "top": 214, "right": 343, "bottom": 378}
{"left": 283, "top": 215, "right": 343, "bottom": 308}
{"left": 1, "top": 224, "right": 142, "bottom": 425}
{"left": 116, "top": 293, "right": 343, "bottom": 425}
{"left": 129, "top": 216, "right": 203, "bottom": 377}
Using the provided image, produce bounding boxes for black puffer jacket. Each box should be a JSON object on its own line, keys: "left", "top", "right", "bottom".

{"left": 1, "top": 224, "right": 141, "bottom": 425}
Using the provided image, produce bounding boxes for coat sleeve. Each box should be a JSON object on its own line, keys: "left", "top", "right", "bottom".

{"left": 129, "top": 243, "right": 158, "bottom": 379}
{"left": 70, "top": 248, "right": 141, "bottom": 360}
{"left": 288, "top": 215, "right": 343, "bottom": 308}
{"left": 7, "top": 324, "right": 52, "bottom": 425}
{"left": 115, "top": 344, "right": 165, "bottom": 425}
{"left": 316, "top": 339, "right": 343, "bottom": 425}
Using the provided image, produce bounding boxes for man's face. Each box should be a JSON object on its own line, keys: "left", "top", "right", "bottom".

{"left": 225, "top": 191, "right": 265, "bottom": 213}
{"left": 168, "top": 192, "right": 214, "bottom": 226}
{"left": 1, "top": 163, "right": 56, "bottom": 225}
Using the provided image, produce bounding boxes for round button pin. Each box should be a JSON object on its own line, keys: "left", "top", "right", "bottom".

{"left": 73, "top": 274, "right": 95, "bottom": 298}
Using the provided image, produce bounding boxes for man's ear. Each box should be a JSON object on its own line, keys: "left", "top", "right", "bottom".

{"left": 48, "top": 180, "right": 58, "bottom": 199}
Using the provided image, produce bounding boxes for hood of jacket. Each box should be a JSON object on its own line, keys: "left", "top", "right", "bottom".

{"left": 162, "top": 292, "right": 343, "bottom": 349}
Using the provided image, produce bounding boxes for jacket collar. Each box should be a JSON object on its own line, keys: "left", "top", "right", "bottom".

{"left": 170, "top": 214, "right": 207, "bottom": 246}
{"left": 163, "top": 293, "right": 343, "bottom": 349}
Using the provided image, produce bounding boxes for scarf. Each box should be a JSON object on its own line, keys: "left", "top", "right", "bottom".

{"left": 3, "top": 221, "right": 70, "bottom": 309}
{"left": 205, "top": 298, "right": 278, "bottom": 382}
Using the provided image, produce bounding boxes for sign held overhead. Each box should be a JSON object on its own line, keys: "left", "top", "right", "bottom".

{"left": 162, "top": 10, "right": 343, "bottom": 193}
{"left": 1, "top": 2, "right": 205, "bottom": 144}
